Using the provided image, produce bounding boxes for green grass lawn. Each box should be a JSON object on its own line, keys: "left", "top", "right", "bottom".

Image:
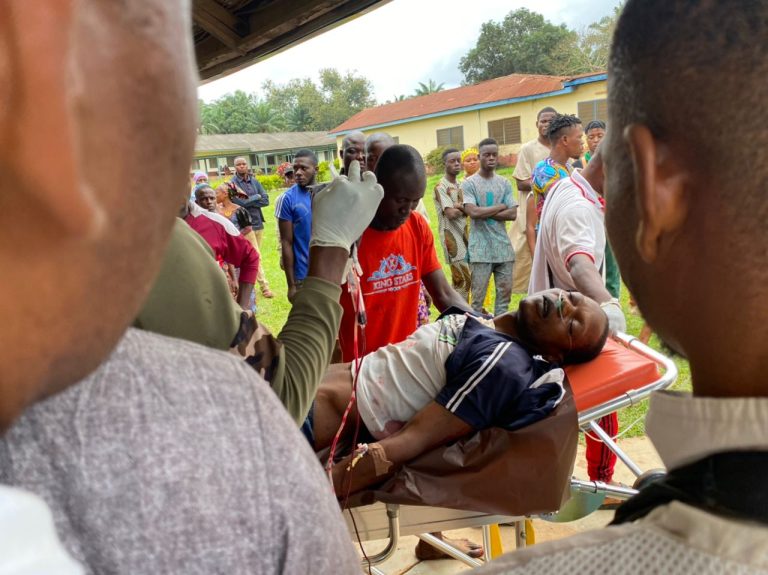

{"left": 253, "top": 168, "right": 691, "bottom": 438}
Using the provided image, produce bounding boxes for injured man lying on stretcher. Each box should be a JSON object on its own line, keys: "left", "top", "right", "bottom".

{"left": 303, "top": 289, "right": 610, "bottom": 496}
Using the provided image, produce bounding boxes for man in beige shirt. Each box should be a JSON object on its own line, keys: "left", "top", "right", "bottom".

{"left": 509, "top": 107, "right": 557, "bottom": 292}
{"left": 478, "top": 1, "right": 768, "bottom": 572}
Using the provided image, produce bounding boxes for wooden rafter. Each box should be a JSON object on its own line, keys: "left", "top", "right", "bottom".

{"left": 193, "top": 0, "right": 247, "bottom": 50}
{"left": 193, "top": 0, "right": 391, "bottom": 82}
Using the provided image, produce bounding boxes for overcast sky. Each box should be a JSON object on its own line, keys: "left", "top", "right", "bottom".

{"left": 198, "top": 0, "right": 618, "bottom": 104}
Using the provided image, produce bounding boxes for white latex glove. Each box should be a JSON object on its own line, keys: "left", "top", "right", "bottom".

{"left": 310, "top": 160, "right": 384, "bottom": 250}
{"left": 600, "top": 299, "right": 627, "bottom": 335}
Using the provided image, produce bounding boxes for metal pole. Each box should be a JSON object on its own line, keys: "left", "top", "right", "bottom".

{"left": 514, "top": 520, "right": 527, "bottom": 549}
{"left": 482, "top": 524, "right": 492, "bottom": 561}
{"left": 572, "top": 478, "right": 638, "bottom": 500}
{"left": 586, "top": 420, "right": 644, "bottom": 477}
{"left": 417, "top": 533, "right": 485, "bottom": 568}
{"left": 360, "top": 504, "right": 400, "bottom": 567}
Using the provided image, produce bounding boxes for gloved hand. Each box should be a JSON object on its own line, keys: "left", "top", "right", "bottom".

{"left": 600, "top": 299, "right": 627, "bottom": 335}
{"left": 310, "top": 160, "right": 384, "bottom": 250}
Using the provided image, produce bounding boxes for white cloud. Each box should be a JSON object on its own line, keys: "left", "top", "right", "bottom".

{"left": 197, "top": 0, "right": 618, "bottom": 104}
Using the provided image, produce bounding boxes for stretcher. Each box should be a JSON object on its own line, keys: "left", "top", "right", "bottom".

{"left": 344, "top": 332, "right": 678, "bottom": 572}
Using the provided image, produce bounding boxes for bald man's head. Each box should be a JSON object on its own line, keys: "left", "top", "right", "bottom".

{"left": 365, "top": 132, "right": 396, "bottom": 172}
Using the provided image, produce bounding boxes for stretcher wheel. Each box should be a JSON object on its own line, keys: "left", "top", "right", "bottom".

{"left": 632, "top": 469, "right": 666, "bottom": 491}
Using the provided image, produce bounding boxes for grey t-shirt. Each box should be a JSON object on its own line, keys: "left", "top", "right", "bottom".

{"left": 461, "top": 173, "right": 517, "bottom": 263}
{"left": 0, "top": 329, "right": 359, "bottom": 574}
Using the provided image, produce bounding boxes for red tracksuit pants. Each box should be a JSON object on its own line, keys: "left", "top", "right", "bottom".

{"left": 585, "top": 412, "right": 618, "bottom": 482}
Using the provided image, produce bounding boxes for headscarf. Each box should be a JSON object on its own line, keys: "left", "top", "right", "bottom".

{"left": 192, "top": 170, "right": 208, "bottom": 183}
{"left": 460, "top": 148, "right": 479, "bottom": 163}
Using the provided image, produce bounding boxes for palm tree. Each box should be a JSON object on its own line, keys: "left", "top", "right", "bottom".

{"left": 198, "top": 120, "right": 221, "bottom": 135}
{"left": 413, "top": 79, "right": 445, "bottom": 97}
{"left": 284, "top": 105, "right": 314, "bottom": 131}
{"left": 252, "top": 101, "right": 285, "bottom": 133}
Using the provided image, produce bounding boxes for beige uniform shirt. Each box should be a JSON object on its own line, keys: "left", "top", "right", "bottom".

{"left": 476, "top": 391, "right": 768, "bottom": 574}
{"left": 510, "top": 139, "right": 550, "bottom": 292}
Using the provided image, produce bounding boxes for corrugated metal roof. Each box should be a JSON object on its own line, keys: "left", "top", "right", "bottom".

{"left": 330, "top": 73, "right": 589, "bottom": 134}
{"left": 195, "top": 132, "right": 336, "bottom": 154}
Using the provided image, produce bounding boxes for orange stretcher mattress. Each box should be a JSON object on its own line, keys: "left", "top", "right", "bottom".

{"left": 565, "top": 338, "right": 660, "bottom": 412}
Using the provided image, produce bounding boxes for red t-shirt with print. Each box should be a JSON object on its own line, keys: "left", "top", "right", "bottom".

{"left": 339, "top": 213, "right": 441, "bottom": 362}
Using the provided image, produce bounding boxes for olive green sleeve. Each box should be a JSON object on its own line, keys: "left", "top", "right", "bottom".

{"left": 134, "top": 220, "right": 241, "bottom": 350}
{"left": 136, "top": 220, "right": 343, "bottom": 425}
{"left": 272, "top": 278, "right": 343, "bottom": 423}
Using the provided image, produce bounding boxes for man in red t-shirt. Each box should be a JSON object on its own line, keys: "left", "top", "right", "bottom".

{"left": 338, "top": 144, "right": 478, "bottom": 559}
{"left": 338, "top": 145, "right": 470, "bottom": 365}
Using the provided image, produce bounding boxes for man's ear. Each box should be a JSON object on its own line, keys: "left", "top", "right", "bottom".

{"left": 623, "top": 124, "right": 690, "bottom": 264}
{"left": 0, "top": 1, "right": 104, "bottom": 239}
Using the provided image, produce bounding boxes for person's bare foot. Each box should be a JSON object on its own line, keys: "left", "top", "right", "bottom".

{"left": 415, "top": 534, "right": 484, "bottom": 560}
{"left": 599, "top": 480, "right": 630, "bottom": 510}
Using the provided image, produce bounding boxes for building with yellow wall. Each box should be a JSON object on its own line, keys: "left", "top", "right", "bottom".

{"left": 329, "top": 72, "right": 607, "bottom": 161}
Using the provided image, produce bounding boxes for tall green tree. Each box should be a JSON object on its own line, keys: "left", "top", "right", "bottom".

{"left": 262, "top": 78, "right": 324, "bottom": 131}
{"left": 252, "top": 101, "right": 285, "bottom": 133}
{"left": 413, "top": 79, "right": 445, "bottom": 96}
{"left": 263, "top": 69, "right": 375, "bottom": 131}
{"left": 284, "top": 105, "right": 314, "bottom": 131}
{"left": 551, "top": 5, "right": 622, "bottom": 76}
{"left": 198, "top": 90, "right": 279, "bottom": 134}
{"left": 198, "top": 69, "right": 375, "bottom": 134}
{"left": 459, "top": 8, "right": 573, "bottom": 84}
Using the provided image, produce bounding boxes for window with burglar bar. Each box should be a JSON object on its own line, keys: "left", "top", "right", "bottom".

{"left": 436, "top": 126, "right": 464, "bottom": 149}
{"left": 487, "top": 116, "right": 522, "bottom": 145}
{"left": 577, "top": 99, "right": 608, "bottom": 123}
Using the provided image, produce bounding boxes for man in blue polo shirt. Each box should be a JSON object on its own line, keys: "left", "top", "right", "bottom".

{"left": 277, "top": 149, "right": 317, "bottom": 302}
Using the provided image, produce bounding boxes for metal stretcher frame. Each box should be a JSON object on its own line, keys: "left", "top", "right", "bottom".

{"left": 344, "top": 333, "right": 678, "bottom": 572}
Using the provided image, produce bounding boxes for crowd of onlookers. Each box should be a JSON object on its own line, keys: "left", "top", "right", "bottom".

{"left": 187, "top": 112, "right": 609, "bottom": 317}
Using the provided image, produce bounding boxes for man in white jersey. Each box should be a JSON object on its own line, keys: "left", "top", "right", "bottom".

{"left": 528, "top": 149, "right": 625, "bottom": 334}
{"left": 528, "top": 148, "right": 626, "bottom": 493}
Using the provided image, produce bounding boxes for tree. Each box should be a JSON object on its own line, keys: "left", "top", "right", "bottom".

{"left": 459, "top": 8, "right": 573, "bottom": 84}
{"left": 263, "top": 78, "right": 324, "bottom": 131}
{"left": 252, "top": 101, "right": 284, "bottom": 133}
{"left": 384, "top": 94, "right": 408, "bottom": 104}
{"left": 198, "top": 91, "right": 279, "bottom": 134}
{"left": 283, "top": 105, "right": 314, "bottom": 131}
{"left": 413, "top": 79, "right": 445, "bottom": 96}
{"left": 263, "top": 69, "right": 375, "bottom": 131}
{"left": 198, "top": 69, "right": 375, "bottom": 134}
{"left": 314, "top": 68, "right": 376, "bottom": 130}
{"left": 551, "top": 5, "right": 622, "bottom": 76}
